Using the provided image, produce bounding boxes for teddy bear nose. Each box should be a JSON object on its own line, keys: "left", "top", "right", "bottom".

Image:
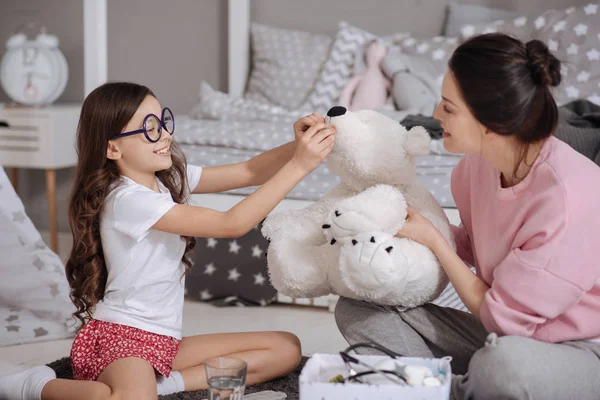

{"left": 327, "top": 106, "right": 347, "bottom": 118}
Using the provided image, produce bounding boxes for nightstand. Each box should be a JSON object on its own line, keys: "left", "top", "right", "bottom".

{"left": 0, "top": 104, "right": 80, "bottom": 254}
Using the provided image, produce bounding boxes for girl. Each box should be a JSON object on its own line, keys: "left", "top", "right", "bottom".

{"left": 335, "top": 34, "right": 600, "bottom": 399}
{"left": 0, "top": 82, "right": 335, "bottom": 400}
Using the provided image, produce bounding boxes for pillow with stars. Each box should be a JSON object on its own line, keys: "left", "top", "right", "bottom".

{"left": 184, "top": 222, "right": 277, "bottom": 307}
{"left": 0, "top": 167, "right": 75, "bottom": 346}
{"left": 535, "top": 3, "right": 600, "bottom": 107}
{"left": 456, "top": 3, "right": 600, "bottom": 107}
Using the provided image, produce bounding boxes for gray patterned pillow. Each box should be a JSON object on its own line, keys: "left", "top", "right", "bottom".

{"left": 305, "top": 22, "right": 377, "bottom": 114}
{"left": 457, "top": 14, "right": 535, "bottom": 42}
{"left": 305, "top": 22, "right": 414, "bottom": 113}
{"left": 456, "top": 4, "right": 600, "bottom": 107}
{"left": 0, "top": 167, "right": 75, "bottom": 346}
{"left": 185, "top": 223, "right": 277, "bottom": 307}
{"left": 391, "top": 35, "right": 460, "bottom": 93}
{"left": 245, "top": 23, "right": 333, "bottom": 109}
{"left": 535, "top": 4, "right": 600, "bottom": 106}
{"left": 444, "top": 3, "right": 520, "bottom": 37}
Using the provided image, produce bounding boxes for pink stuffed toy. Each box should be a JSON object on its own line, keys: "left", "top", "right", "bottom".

{"left": 338, "top": 40, "right": 391, "bottom": 110}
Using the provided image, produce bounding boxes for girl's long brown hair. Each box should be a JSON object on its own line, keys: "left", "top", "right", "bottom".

{"left": 66, "top": 82, "right": 195, "bottom": 327}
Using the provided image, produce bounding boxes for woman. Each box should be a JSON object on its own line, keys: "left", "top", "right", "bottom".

{"left": 335, "top": 33, "right": 600, "bottom": 399}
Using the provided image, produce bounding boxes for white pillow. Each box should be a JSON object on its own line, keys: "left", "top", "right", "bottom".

{"left": 0, "top": 167, "right": 75, "bottom": 346}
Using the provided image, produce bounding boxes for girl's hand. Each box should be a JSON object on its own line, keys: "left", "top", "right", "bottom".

{"left": 291, "top": 121, "right": 335, "bottom": 173}
{"left": 293, "top": 112, "right": 325, "bottom": 143}
{"left": 396, "top": 206, "right": 442, "bottom": 250}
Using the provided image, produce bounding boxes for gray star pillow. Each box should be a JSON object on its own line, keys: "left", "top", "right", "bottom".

{"left": 185, "top": 222, "right": 277, "bottom": 307}
{"left": 0, "top": 167, "right": 75, "bottom": 346}
{"left": 535, "top": 4, "right": 600, "bottom": 106}
{"left": 245, "top": 23, "right": 333, "bottom": 109}
{"left": 455, "top": 4, "right": 600, "bottom": 107}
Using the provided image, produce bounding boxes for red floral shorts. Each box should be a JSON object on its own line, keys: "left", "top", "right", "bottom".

{"left": 70, "top": 319, "right": 180, "bottom": 381}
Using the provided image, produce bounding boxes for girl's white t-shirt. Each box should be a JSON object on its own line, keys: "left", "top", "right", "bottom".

{"left": 94, "top": 165, "right": 202, "bottom": 339}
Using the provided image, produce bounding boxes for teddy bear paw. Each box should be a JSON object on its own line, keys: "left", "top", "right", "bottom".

{"left": 339, "top": 232, "right": 408, "bottom": 297}
{"left": 322, "top": 208, "right": 379, "bottom": 245}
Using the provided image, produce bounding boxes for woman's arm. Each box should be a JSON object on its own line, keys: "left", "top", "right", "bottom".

{"left": 430, "top": 233, "right": 489, "bottom": 317}
{"left": 192, "top": 142, "right": 296, "bottom": 194}
{"left": 450, "top": 223, "right": 475, "bottom": 267}
{"left": 397, "top": 206, "right": 489, "bottom": 316}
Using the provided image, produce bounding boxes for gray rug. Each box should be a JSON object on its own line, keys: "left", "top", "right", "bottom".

{"left": 47, "top": 357, "right": 307, "bottom": 400}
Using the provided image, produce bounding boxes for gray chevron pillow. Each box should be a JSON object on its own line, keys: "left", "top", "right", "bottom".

{"left": 305, "top": 22, "right": 378, "bottom": 114}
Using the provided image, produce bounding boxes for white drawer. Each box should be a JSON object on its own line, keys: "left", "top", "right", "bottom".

{"left": 0, "top": 116, "right": 52, "bottom": 168}
{"left": 0, "top": 105, "right": 79, "bottom": 169}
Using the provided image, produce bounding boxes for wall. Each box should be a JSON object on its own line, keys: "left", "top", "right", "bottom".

{"left": 107, "top": 0, "right": 227, "bottom": 114}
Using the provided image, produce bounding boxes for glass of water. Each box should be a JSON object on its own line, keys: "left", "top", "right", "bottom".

{"left": 205, "top": 356, "right": 247, "bottom": 400}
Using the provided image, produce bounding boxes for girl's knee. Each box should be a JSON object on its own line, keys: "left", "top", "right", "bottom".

{"left": 271, "top": 332, "right": 302, "bottom": 366}
{"left": 109, "top": 390, "right": 157, "bottom": 400}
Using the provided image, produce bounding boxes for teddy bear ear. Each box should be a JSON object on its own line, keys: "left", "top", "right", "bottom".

{"left": 405, "top": 126, "right": 431, "bottom": 156}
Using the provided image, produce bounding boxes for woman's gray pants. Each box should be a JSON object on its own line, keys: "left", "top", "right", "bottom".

{"left": 335, "top": 297, "right": 600, "bottom": 400}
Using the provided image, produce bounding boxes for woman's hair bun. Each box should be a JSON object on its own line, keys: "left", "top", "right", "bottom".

{"left": 526, "top": 39, "right": 561, "bottom": 87}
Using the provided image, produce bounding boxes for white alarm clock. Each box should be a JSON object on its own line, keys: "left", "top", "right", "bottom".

{"left": 0, "top": 29, "right": 69, "bottom": 106}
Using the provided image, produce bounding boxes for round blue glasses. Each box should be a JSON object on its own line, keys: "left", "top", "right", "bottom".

{"left": 111, "top": 107, "right": 175, "bottom": 143}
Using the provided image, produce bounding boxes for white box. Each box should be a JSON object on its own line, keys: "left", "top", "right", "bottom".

{"left": 300, "top": 353, "right": 452, "bottom": 400}
{"left": 0, "top": 104, "right": 80, "bottom": 169}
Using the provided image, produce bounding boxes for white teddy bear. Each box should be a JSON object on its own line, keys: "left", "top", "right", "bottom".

{"left": 262, "top": 107, "right": 455, "bottom": 307}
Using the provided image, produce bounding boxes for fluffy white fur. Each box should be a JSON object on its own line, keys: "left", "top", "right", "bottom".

{"left": 262, "top": 109, "right": 455, "bottom": 306}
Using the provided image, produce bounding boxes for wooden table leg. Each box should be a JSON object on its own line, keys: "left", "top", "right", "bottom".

{"left": 46, "top": 168, "right": 59, "bottom": 254}
{"left": 10, "top": 168, "right": 18, "bottom": 193}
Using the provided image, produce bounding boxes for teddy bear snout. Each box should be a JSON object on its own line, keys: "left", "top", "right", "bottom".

{"left": 327, "top": 106, "right": 347, "bottom": 118}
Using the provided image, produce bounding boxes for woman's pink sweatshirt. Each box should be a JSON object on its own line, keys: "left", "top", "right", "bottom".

{"left": 450, "top": 136, "right": 600, "bottom": 342}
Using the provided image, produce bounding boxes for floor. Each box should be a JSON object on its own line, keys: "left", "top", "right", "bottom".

{"left": 0, "top": 232, "right": 349, "bottom": 376}
{"left": 0, "top": 300, "right": 348, "bottom": 376}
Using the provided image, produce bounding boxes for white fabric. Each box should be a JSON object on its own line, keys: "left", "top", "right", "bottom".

{"left": 0, "top": 167, "right": 75, "bottom": 346}
{"left": 156, "top": 370, "right": 185, "bottom": 396}
{"left": 263, "top": 110, "right": 453, "bottom": 307}
{"left": 0, "top": 365, "right": 56, "bottom": 400}
{"left": 93, "top": 165, "right": 202, "bottom": 339}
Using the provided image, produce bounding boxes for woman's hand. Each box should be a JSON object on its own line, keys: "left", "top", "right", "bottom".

{"left": 396, "top": 206, "right": 443, "bottom": 251}
{"left": 293, "top": 112, "right": 325, "bottom": 143}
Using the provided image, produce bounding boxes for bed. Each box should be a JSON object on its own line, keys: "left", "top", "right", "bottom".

{"left": 175, "top": 1, "right": 466, "bottom": 311}
{"left": 178, "top": 0, "right": 600, "bottom": 311}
